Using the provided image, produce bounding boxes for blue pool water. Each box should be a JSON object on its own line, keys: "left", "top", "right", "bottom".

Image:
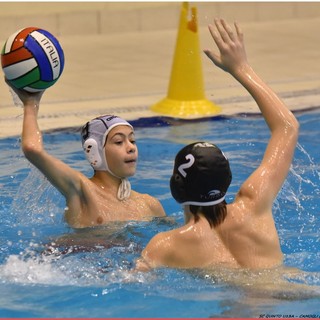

{"left": 0, "top": 110, "right": 319, "bottom": 318}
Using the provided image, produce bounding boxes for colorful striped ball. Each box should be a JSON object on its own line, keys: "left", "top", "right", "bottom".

{"left": 1, "top": 27, "right": 64, "bottom": 92}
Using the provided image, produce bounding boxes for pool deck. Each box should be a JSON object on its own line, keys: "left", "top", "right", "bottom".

{"left": 1, "top": 17, "right": 320, "bottom": 138}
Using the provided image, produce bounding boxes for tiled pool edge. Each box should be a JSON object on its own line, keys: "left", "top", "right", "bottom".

{"left": 1, "top": 86, "right": 320, "bottom": 139}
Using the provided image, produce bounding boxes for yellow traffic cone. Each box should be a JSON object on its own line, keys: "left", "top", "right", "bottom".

{"left": 151, "top": 2, "right": 221, "bottom": 118}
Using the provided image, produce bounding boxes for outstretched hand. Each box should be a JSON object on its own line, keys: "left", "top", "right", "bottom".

{"left": 204, "top": 19, "right": 248, "bottom": 75}
{"left": 5, "top": 78, "right": 45, "bottom": 106}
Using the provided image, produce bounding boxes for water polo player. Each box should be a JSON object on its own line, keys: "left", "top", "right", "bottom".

{"left": 7, "top": 82, "right": 165, "bottom": 228}
{"left": 136, "top": 18, "right": 299, "bottom": 271}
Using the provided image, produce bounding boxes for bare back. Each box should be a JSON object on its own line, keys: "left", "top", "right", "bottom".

{"left": 139, "top": 203, "right": 282, "bottom": 270}
{"left": 218, "top": 203, "right": 283, "bottom": 268}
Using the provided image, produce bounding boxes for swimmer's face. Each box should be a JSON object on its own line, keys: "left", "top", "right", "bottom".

{"left": 104, "top": 125, "right": 138, "bottom": 177}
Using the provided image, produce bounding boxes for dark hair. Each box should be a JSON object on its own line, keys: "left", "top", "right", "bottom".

{"left": 189, "top": 201, "right": 227, "bottom": 228}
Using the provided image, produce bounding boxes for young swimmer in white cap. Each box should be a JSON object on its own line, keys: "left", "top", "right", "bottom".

{"left": 136, "top": 18, "right": 299, "bottom": 271}
{"left": 7, "top": 85, "right": 165, "bottom": 228}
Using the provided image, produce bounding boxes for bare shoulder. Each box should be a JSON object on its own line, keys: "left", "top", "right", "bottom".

{"left": 141, "top": 229, "right": 175, "bottom": 268}
{"left": 142, "top": 224, "right": 199, "bottom": 269}
{"left": 133, "top": 191, "right": 166, "bottom": 217}
{"left": 136, "top": 230, "right": 173, "bottom": 271}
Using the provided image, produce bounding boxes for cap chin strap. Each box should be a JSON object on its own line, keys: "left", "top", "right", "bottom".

{"left": 117, "top": 178, "right": 131, "bottom": 201}
{"left": 101, "top": 145, "right": 131, "bottom": 201}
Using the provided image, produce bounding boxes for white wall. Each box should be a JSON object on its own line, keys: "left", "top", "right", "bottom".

{"left": 1, "top": 2, "right": 320, "bottom": 40}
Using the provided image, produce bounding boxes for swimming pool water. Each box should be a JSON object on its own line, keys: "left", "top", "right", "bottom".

{"left": 0, "top": 110, "right": 319, "bottom": 318}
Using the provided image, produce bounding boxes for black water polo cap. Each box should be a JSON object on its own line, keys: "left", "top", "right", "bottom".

{"left": 170, "top": 142, "right": 232, "bottom": 206}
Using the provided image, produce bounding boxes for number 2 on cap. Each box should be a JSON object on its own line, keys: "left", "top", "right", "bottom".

{"left": 178, "top": 154, "right": 195, "bottom": 178}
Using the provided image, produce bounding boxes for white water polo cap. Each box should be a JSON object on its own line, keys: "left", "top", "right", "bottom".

{"left": 81, "top": 115, "right": 134, "bottom": 200}
{"left": 170, "top": 142, "right": 232, "bottom": 206}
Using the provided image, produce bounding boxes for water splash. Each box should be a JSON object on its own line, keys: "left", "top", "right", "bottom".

{"left": 0, "top": 240, "right": 153, "bottom": 289}
{"left": 10, "top": 166, "right": 64, "bottom": 225}
{"left": 0, "top": 246, "right": 73, "bottom": 286}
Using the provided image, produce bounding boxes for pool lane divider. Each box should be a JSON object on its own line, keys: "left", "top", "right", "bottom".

{"left": 151, "top": 2, "right": 221, "bottom": 119}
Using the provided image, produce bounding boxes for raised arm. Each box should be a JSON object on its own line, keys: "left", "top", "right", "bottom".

{"left": 6, "top": 81, "right": 83, "bottom": 200}
{"left": 204, "top": 19, "right": 299, "bottom": 212}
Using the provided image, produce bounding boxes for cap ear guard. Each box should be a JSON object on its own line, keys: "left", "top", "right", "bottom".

{"left": 83, "top": 138, "right": 105, "bottom": 171}
{"left": 170, "top": 173, "right": 187, "bottom": 204}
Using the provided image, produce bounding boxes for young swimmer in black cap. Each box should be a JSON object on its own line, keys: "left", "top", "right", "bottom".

{"left": 6, "top": 86, "right": 165, "bottom": 228}
{"left": 136, "top": 18, "right": 299, "bottom": 271}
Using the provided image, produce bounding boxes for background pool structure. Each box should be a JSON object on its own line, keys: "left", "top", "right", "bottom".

{"left": 0, "top": 109, "right": 319, "bottom": 318}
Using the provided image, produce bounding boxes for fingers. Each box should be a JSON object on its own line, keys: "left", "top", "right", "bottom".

{"left": 234, "top": 22, "right": 244, "bottom": 42}
{"left": 206, "top": 18, "right": 247, "bottom": 74}
{"left": 219, "top": 19, "right": 236, "bottom": 42}
{"left": 4, "top": 77, "right": 45, "bottom": 106}
{"left": 211, "top": 18, "right": 240, "bottom": 44}
{"left": 207, "top": 23, "right": 225, "bottom": 50}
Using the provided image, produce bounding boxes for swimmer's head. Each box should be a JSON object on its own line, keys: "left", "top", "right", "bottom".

{"left": 170, "top": 142, "right": 232, "bottom": 206}
{"left": 81, "top": 115, "right": 133, "bottom": 172}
